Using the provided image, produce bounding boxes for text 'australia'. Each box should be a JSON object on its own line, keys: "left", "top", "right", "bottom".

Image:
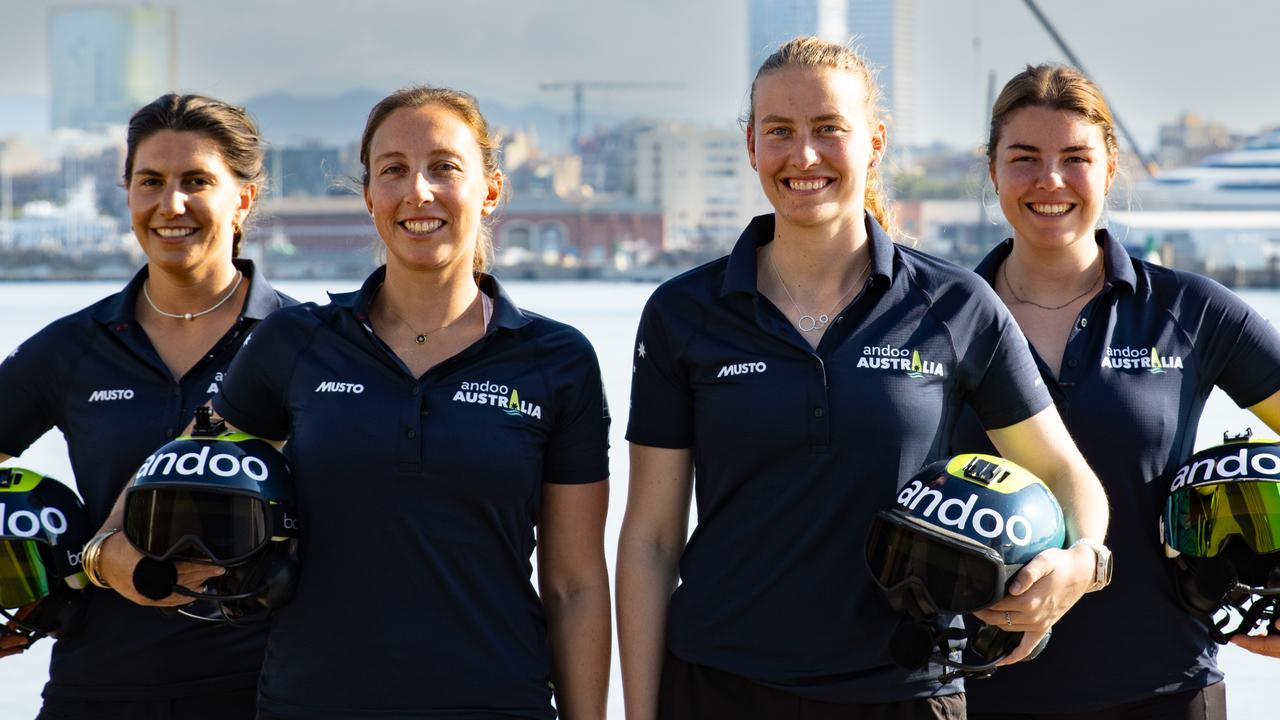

{"left": 453, "top": 381, "right": 543, "bottom": 419}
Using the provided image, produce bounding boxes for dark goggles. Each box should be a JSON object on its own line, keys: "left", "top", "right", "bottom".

{"left": 866, "top": 511, "right": 1021, "bottom": 616}
{"left": 0, "top": 539, "right": 52, "bottom": 608}
{"left": 125, "top": 487, "right": 272, "bottom": 566}
{"left": 1165, "top": 480, "right": 1280, "bottom": 558}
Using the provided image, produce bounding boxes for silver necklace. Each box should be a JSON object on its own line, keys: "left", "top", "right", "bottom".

{"left": 770, "top": 253, "right": 871, "bottom": 333}
{"left": 142, "top": 271, "right": 243, "bottom": 321}
{"left": 379, "top": 290, "right": 474, "bottom": 345}
{"left": 1002, "top": 260, "right": 1103, "bottom": 311}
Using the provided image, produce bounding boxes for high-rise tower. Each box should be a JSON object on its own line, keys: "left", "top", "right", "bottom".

{"left": 49, "top": 5, "right": 177, "bottom": 130}
{"left": 747, "top": 0, "right": 915, "bottom": 145}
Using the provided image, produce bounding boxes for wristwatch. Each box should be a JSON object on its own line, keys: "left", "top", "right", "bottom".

{"left": 1071, "top": 538, "right": 1113, "bottom": 592}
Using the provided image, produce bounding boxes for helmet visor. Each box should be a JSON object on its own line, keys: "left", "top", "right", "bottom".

{"left": 866, "top": 514, "right": 1005, "bottom": 613}
{"left": 1165, "top": 481, "right": 1280, "bottom": 558}
{"left": 0, "top": 539, "right": 52, "bottom": 608}
{"left": 125, "top": 488, "right": 269, "bottom": 565}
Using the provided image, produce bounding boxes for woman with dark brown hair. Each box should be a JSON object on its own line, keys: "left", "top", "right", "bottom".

{"left": 0, "top": 93, "right": 293, "bottom": 719}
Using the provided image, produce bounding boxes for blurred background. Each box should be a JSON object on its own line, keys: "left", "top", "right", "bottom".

{"left": 1, "top": 0, "right": 1278, "bottom": 283}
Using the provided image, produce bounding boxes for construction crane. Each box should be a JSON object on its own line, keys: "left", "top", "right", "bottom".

{"left": 539, "top": 81, "right": 681, "bottom": 151}
{"left": 1022, "top": 0, "right": 1160, "bottom": 177}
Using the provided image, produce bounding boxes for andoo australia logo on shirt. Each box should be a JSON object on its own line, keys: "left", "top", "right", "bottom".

{"left": 1101, "top": 346, "right": 1184, "bottom": 374}
{"left": 857, "top": 345, "right": 945, "bottom": 378}
{"left": 453, "top": 380, "right": 543, "bottom": 420}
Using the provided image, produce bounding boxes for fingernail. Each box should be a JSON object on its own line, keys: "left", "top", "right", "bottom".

{"left": 1009, "top": 582, "right": 1023, "bottom": 595}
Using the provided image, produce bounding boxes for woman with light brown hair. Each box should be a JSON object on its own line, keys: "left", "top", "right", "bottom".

{"left": 618, "top": 38, "right": 1109, "bottom": 720}
{"left": 206, "top": 85, "right": 612, "bottom": 719}
{"left": 952, "top": 63, "right": 1280, "bottom": 720}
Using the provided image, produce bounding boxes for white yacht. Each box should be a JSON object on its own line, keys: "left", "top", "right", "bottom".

{"left": 1138, "top": 129, "right": 1280, "bottom": 210}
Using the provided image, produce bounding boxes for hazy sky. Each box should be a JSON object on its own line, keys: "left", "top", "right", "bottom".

{"left": 2, "top": 0, "right": 1277, "bottom": 150}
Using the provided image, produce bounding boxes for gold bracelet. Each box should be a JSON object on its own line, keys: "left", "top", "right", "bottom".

{"left": 81, "top": 529, "right": 120, "bottom": 589}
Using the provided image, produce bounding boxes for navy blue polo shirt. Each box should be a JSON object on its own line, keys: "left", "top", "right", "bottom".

{"left": 212, "top": 267, "right": 610, "bottom": 720}
{"left": 0, "top": 260, "right": 292, "bottom": 701}
{"left": 953, "top": 231, "right": 1280, "bottom": 714}
{"left": 626, "top": 213, "right": 1052, "bottom": 704}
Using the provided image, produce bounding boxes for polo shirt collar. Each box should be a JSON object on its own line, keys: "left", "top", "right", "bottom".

{"left": 720, "top": 212, "right": 896, "bottom": 298}
{"left": 973, "top": 229, "right": 1140, "bottom": 296}
{"left": 92, "top": 258, "right": 275, "bottom": 325}
{"left": 330, "top": 265, "right": 532, "bottom": 331}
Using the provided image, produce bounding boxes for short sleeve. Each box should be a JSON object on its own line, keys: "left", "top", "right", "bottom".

{"left": 0, "top": 325, "right": 69, "bottom": 456}
{"left": 625, "top": 289, "right": 695, "bottom": 448}
{"left": 542, "top": 330, "right": 611, "bottom": 485}
{"left": 963, "top": 299, "right": 1053, "bottom": 430}
{"left": 1193, "top": 278, "right": 1280, "bottom": 408}
{"left": 212, "top": 307, "right": 314, "bottom": 441}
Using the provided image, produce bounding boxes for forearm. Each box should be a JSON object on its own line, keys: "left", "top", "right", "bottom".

{"left": 616, "top": 531, "right": 681, "bottom": 720}
{"left": 1046, "top": 455, "right": 1110, "bottom": 545}
{"left": 544, "top": 574, "right": 611, "bottom": 720}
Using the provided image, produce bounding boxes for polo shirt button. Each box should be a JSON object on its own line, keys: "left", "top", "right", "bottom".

{"left": 406, "top": 428, "right": 417, "bottom": 439}
{"left": 814, "top": 360, "right": 822, "bottom": 370}
{"left": 814, "top": 407, "right": 824, "bottom": 418}
{"left": 1078, "top": 317, "right": 1088, "bottom": 329}
{"left": 411, "top": 385, "right": 421, "bottom": 396}
{"left": 1067, "top": 358, "right": 1079, "bottom": 368}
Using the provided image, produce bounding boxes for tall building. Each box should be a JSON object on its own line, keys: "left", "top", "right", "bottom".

{"left": 49, "top": 5, "right": 177, "bottom": 130}
{"left": 747, "top": 0, "right": 915, "bottom": 145}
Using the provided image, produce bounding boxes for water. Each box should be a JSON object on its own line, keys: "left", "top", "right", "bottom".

{"left": 0, "top": 280, "right": 1275, "bottom": 718}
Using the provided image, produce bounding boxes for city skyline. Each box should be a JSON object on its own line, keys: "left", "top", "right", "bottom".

{"left": 1, "top": 0, "right": 1277, "bottom": 151}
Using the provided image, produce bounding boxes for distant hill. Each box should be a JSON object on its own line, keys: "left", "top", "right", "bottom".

{"left": 241, "top": 89, "right": 619, "bottom": 153}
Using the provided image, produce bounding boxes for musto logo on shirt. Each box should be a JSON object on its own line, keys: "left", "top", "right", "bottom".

{"left": 1101, "top": 346, "right": 1183, "bottom": 374}
{"left": 856, "top": 345, "right": 945, "bottom": 378}
{"left": 453, "top": 380, "right": 543, "bottom": 420}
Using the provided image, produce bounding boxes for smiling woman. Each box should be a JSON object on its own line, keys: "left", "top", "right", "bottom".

{"left": 950, "top": 64, "right": 1280, "bottom": 720}
{"left": 617, "top": 38, "right": 1109, "bottom": 720}
{"left": 203, "top": 84, "right": 612, "bottom": 720}
{"left": 0, "top": 93, "right": 295, "bottom": 719}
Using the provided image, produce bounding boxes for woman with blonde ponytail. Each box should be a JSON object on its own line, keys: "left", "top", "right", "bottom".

{"left": 617, "top": 36, "right": 1108, "bottom": 719}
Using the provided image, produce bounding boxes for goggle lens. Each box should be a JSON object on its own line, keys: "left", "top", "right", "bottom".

{"left": 867, "top": 516, "right": 1002, "bottom": 613}
{"left": 125, "top": 488, "right": 268, "bottom": 564}
{"left": 1165, "top": 481, "right": 1280, "bottom": 558}
{"left": 0, "top": 539, "right": 51, "bottom": 608}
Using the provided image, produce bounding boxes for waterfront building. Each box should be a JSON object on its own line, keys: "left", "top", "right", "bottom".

{"left": 632, "top": 122, "right": 770, "bottom": 252}
{"left": 49, "top": 5, "right": 177, "bottom": 130}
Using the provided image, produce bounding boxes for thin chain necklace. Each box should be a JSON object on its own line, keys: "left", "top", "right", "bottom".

{"left": 142, "top": 271, "right": 243, "bottom": 321}
{"left": 770, "top": 252, "right": 871, "bottom": 333}
{"left": 379, "top": 288, "right": 476, "bottom": 345}
{"left": 1001, "top": 259, "right": 1103, "bottom": 311}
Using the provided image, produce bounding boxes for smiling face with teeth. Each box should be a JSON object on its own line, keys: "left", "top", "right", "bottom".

{"left": 990, "top": 105, "right": 1117, "bottom": 252}
{"left": 363, "top": 104, "right": 503, "bottom": 278}
{"left": 127, "top": 130, "right": 256, "bottom": 276}
{"left": 747, "top": 66, "right": 885, "bottom": 236}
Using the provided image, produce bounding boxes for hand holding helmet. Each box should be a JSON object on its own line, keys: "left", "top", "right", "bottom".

{"left": 866, "top": 454, "right": 1066, "bottom": 679}
{"left": 119, "top": 407, "right": 299, "bottom": 621}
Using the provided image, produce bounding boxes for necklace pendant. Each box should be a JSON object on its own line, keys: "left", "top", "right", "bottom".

{"left": 184, "top": 313, "right": 193, "bottom": 321}
{"left": 415, "top": 334, "right": 427, "bottom": 345}
{"left": 797, "top": 314, "right": 818, "bottom": 333}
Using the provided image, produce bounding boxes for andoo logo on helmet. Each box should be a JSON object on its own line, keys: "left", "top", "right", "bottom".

{"left": 135, "top": 446, "right": 270, "bottom": 483}
{"left": 1169, "top": 445, "right": 1280, "bottom": 493}
{"left": 896, "top": 480, "right": 1034, "bottom": 545}
{"left": 0, "top": 504, "right": 68, "bottom": 539}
